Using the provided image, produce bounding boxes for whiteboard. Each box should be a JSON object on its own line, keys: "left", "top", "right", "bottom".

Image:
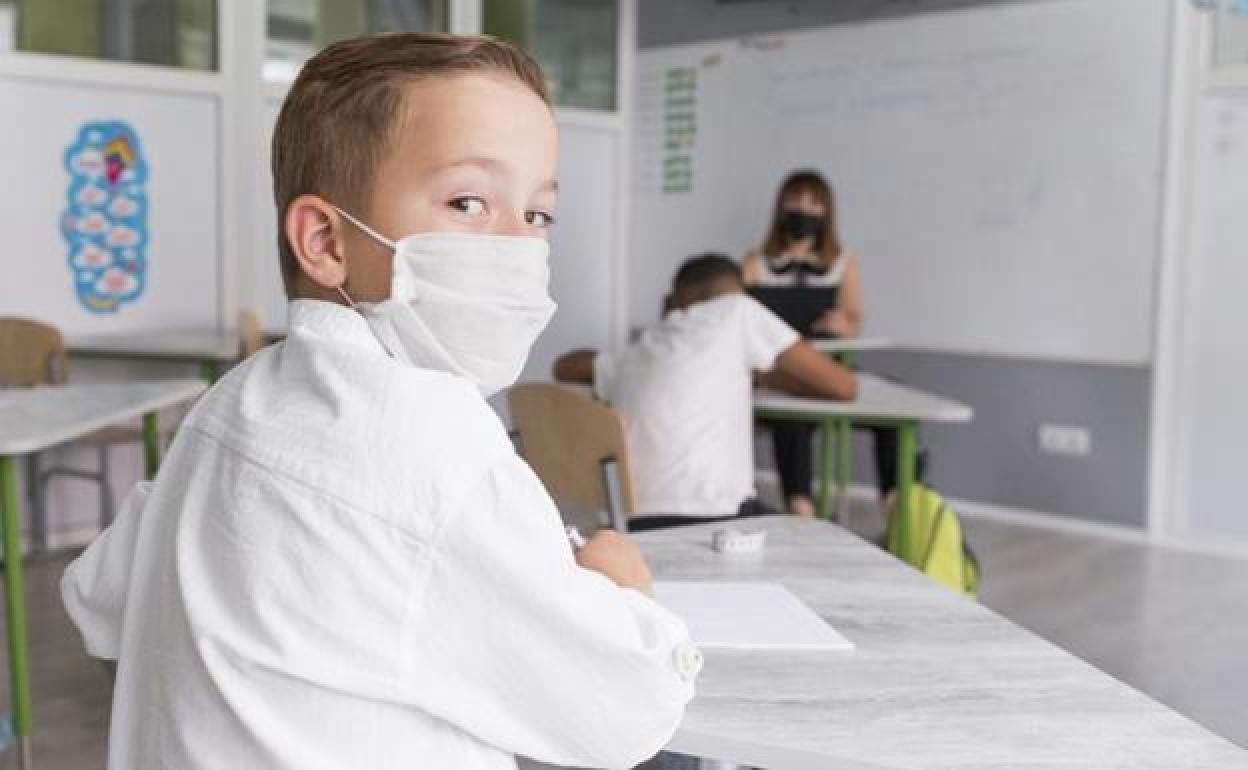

{"left": 2, "top": 77, "right": 221, "bottom": 335}
{"left": 631, "top": 0, "right": 1169, "bottom": 364}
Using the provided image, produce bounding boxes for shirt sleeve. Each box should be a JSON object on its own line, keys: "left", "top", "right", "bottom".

{"left": 400, "top": 456, "right": 698, "bottom": 769}
{"left": 592, "top": 350, "right": 615, "bottom": 402}
{"left": 60, "top": 481, "right": 151, "bottom": 661}
{"left": 736, "top": 294, "right": 801, "bottom": 371}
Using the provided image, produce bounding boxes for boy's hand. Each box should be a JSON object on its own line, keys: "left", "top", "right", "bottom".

{"left": 575, "top": 530, "right": 654, "bottom": 595}
{"left": 768, "top": 341, "right": 859, "bottom": 401}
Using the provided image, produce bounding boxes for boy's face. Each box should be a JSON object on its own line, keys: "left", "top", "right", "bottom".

{"left": 314, "top": 73, "right": 559, "bottom": 303}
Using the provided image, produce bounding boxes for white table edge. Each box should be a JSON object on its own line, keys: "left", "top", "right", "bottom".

{"left": 753, "top": 375, "right": 974, "bottom": 424}
{"left": 810, "top": 337, "right": 894, "bottom": 354}
{"left": 0, "top": 380, "right": 207, "bottom": 456}
{"left": 669, "top": 726, "right": 902, "bottom": 770}
{"left": 753, "top": 398, "right": 973, "bottom": 423}
{"left": 66, "top": 333, "right": 241, "bottom": 361}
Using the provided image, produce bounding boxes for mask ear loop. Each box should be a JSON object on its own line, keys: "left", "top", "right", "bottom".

{"left": 332, "top": 205, "right": 396, "bottom": 250}
{"left": 329, "top": 204, "right": 395, "bottom": 311}
{"left": 336, "top": 284, "right": 357, "bottom": 308}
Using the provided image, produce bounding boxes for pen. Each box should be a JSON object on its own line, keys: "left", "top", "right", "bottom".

{"left": 565, "top": 526, "right": 587, "bottom": 550}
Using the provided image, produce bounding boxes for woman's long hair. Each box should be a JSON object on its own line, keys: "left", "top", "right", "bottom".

{"left": 760, "top": 170, "right": 843, "bottom": 267}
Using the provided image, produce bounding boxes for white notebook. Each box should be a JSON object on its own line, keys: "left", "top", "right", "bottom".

{"left": 653, "top": 581, "right": 854, "bottom": 651}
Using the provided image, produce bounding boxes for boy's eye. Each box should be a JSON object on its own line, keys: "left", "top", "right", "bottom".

{"left": 449, "top": 196, "right": 486, "bottom": 217}
{"left": 526, "top": 210, "right": 556, "bottom": 229}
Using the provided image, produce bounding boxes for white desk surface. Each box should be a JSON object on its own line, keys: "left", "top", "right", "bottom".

{"left": 754, "top": 373, "right": 973, "bottom": 423}
{"left": 810, "top": 337, "right": 893, "bottom": 354}
{"left": 67, "top": 329, "right": 240, "bottom": 361}
{"left": 637, "top": 517, "right": 1248, "bottom": 770}
{"left": 0, "top": 380, "right": 206, "bottom": 455}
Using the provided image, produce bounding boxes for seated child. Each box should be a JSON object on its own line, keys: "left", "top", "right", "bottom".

{"left": 61, "top": 33, "right": 698, "bottom": 770}
{"left": 555, "top": 254, "right": 857, "bottom": 529}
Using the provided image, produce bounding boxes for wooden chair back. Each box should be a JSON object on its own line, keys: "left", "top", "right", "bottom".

{"left": 508, "top": 383, "right": 636, "bottom": 528}
{"left": 238, "top": 308, "right": 266, "bottom": 359}
{"left": 0, "top": 317, "right": 68, "bottom": 386}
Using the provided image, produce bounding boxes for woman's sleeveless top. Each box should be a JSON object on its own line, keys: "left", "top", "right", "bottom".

{"left": 753, "top": 251, "right": 848, "bottom": 289}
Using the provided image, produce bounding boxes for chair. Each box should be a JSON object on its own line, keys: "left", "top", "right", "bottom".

{"left": 0, "top": 318, "right": 68, "bottom": 387}
{"left": 508, "top": 383, "right": 636, "bottom": 533}
{"left": 238, "top": 308, "right": 266, "bottom": 359}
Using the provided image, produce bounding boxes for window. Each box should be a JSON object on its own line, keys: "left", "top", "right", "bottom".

{"left": 265, "top": 0, "right": 449, "bottom": 81}
{"left": 1212, "top": 0, "right": 1248, "bottom": 68}
{"left": 0, "top": 0, "right": 218, "bottom": 70}
{"left": 484, "top": 0, "right": 618, "bottom": 111}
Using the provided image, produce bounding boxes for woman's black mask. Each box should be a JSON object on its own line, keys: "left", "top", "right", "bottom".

{"left": 781, "top": 210, "right": 825, "bottom": 241}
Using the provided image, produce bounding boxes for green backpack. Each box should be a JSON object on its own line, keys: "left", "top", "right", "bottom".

{"left": 885, "top": 484, "right": 981, "bottom": 596}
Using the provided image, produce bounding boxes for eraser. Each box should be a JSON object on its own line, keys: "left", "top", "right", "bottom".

{"left": 711, "top": 528, "right": 767, "bottom": 554}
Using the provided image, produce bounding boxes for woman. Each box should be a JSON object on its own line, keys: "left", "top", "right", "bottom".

{"left": 745, "top": 170, "right": 900, "bottom": 518}
{"left": 744, "top": 170, "right": 863, "bottom": 339}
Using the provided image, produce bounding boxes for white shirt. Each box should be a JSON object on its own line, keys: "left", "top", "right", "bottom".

{"left": 594, "top": 294, "right": 798, "bottom": 517}
{"left": 62, "top": 299, "right": 698, "bottom": 770}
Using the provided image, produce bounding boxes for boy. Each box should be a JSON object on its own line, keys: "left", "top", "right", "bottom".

{"left": 62, "top": 34, "right": 698, "bottom": 769}
{"left": 555, "top": 255, "right": 857, "bottom": 529}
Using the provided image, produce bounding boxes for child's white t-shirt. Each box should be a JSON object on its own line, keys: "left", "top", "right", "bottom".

{"left": 594, "top": 293, "right": 799, "bottom": 516}
{"left": 61, "top": 299, "right": 698, "bottom": 770}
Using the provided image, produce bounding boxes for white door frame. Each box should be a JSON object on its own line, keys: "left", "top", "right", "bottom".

{"left": 1149, "top": 1, "right": 1248, "bottom": 551}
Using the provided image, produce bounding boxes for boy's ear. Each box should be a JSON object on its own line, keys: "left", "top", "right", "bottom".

{"left": 285, "top": 194, "right": 348, "bottom": 292}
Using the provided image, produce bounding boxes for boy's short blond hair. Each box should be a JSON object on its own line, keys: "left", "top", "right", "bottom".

{"left": 271, "top": 33, "right": 550, "bottom": 297}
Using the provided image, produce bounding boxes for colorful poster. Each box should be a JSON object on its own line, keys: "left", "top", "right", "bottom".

{"left": 60, "top": 121, "right": 149, "bottom": 313}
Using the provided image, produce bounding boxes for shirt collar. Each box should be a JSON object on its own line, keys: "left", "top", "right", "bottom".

{"left": 286, "top": 299, "right": 386, "bottom": 354}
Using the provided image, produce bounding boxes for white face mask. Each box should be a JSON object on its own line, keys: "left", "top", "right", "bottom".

{"left": 333, "top": 207, "right": 557, "bottom": 397}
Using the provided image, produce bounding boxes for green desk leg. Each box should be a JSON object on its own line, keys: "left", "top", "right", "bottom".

{"left": 1, "top": 457, "right": 34, "bottom": 769}
{"left": 895, "top": 421, "right": 918, "bottom": 562}
{"left": 143, "top": 411, "right": 161, "bottom": 480}
{"left": 832, "top": 349, "right": 858, "bottom": 525}
{"left": 835, "top": 418, "right": 852, "bottom": 524}
{"left": 817, "top": 418, "right": 835, "bottom": 520}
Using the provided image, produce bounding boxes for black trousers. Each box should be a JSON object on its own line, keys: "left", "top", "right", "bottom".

{"left": 770, "top": 421, "right": 923, "bottom": 501}
{"left": 628, "top": 498, "right": 781, "bottom": 532}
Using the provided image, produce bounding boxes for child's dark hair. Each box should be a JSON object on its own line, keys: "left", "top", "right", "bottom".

{"left": 664, "top": 254, "right": 745, "bottom": 315}
{"left": 672, "top": 253, "right": 744, "bottom": 296}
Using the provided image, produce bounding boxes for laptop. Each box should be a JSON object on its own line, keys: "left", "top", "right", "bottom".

{"left": 748, "top": 286, "right": 838, "bottom": 338}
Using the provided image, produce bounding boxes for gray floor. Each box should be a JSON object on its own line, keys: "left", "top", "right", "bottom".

{"left": 2, "top": 508, "right": 1245, "bottom": 768}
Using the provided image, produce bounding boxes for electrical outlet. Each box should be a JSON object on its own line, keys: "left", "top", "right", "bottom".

{"left": 1037, "top": 424, "right": 1092, "bottom": 457}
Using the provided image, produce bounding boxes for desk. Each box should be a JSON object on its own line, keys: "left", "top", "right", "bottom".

{"left": 637, "top": 517, "right": 1248, "bottom": 769}
{"left": 754, "top": 375, "right": 971, "bottom": 545}
{"left": 68, "top": 329, "right": 240, "bottom": 382}
{"left": 0, "top": 380, "right": 206, "bottom": 768}
{"left": 809, "top": 337, "right": 893, "bottom": 357}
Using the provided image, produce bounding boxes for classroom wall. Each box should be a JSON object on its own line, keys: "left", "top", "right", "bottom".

{"left": 851, "top": 352, "right": 1151, "bottom": 527}
{"left": 639, "top": 0, "right": 1155, "bottom": 528}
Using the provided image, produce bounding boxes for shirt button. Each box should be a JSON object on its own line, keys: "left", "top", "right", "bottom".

{"left": 673, "top": 642, "right": 703, "bottom": 682}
